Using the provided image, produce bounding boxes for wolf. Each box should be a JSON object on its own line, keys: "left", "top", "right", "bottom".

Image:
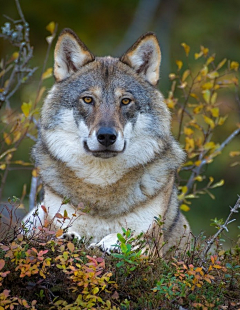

{"left": 24, "top": 28, "right": 190, "bottom": 254}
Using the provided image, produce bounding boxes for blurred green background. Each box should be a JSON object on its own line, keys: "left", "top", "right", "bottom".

{"left": 0, "top": 0, "right": 240, "bottom": 242}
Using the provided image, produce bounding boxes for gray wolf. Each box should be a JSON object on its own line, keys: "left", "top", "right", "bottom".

{"left": 24, "top": 28, "right": 190, "bottom": 254}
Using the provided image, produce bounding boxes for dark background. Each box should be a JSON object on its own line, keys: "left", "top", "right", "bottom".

{"left": 0, "top": 0, "right": 240, "bottom": 243}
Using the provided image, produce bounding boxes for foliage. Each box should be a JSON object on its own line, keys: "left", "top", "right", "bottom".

{"left": 0, "top": 1, "right": 240, "bottom": 309}
{"left": 166, "top": 43, "right": 240, "bottom": 211}
{"left": 0, "top": 212, "right": 240, "bottom": 309}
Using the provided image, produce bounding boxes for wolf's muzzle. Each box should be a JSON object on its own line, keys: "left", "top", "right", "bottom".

{"left": 97, "top": 127, "right": 117, "bottom": 147}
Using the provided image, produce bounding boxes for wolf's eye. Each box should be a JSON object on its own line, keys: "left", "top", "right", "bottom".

{"left": 83, "top": 96, "right": 93, "bottom": 104}
{"left": 121, "top": 98, "right": 131, "bottom": 105}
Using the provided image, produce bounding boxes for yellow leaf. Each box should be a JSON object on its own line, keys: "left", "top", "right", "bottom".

{"left": 213, "top": 264, "right": 222, "bottom": 269}
{"left": 42, "top": 67, "right": 53, "bottom": 80}
{"left": 194, "top": 52, "right": 203, "bottom": 59}
{"left": 195, "top": 160, "right": 202, "bottom": 166}
{"left": 194, "top": 176, "right": 203, "bottom": 181}
{"left": 200, "top": 66, "right": 208, "bottom": 76}
{"left": 182, "top": 69, "right": 190, "bottom": 82}
{"left": 184, "top": 127, "right": 194, "bottom": 136}
{"left": 185, "top": 137, "right": 195, "bottom": 152}
{"left": 46, "top": 21, "right": 56, "bottom": 34}
{"left": 211, "top": 179, "right": 224, "bottom": 188}
{"left": 12, "top": 52, "right": 19, "bottom": 60}
{"left": 203, "top": 141, "right": 215, "bottom": 150}
{"left": 209, "top": 177, "right": 214, "bottom": 184}
{"left": 229, "top": 151, "right": 240, "bottom": 157}
{"left": 202, "top": 90, "right": 210, "bottom": 103}
{"left": 176, "top": 60, "right": 183, "bottom": 71}
{"left": 202, "top": 82, "right": 214, "bottom": 90}
{"left": 181, "top": 43, "right": 190, "bottom": 56}
{"left": 219, "top": 250, "right": 225, "bottom": 256}
{"left": 32, "top": 168, "right": 39, "bottom": 177}
{"left": 13, "top": 131, "right": 21, "bottom": 143}
{"left": 3, "top": 132, "right": 12, "bottom": 145}
{"left": 207, "top": 71, "right": 219, "bottom": 79}
{"left": 180, "top": 204, "right": 190, "bottom": 212}
{"left": 211, "top": 92, "right": 218, "bottom": 105}
{"left": 210, "top": 107, "right": 219, "bottom": 117}
{"left": 206, "top": 55, "right": 215, "bottom": 65}
{"left": 165, "top": 98, "right": 177, "bottom": 109}
{"left": 200, "top": 46, "right": 209, "bottom": 56}
{"left": 218, "top": 115, "right": 228, "bottom": 125}
{"left": 216, "top": 58, "right": 227, "bottom": 70}
{"left": 203, "top": 115, "right": 215, "bottom": 129}
{"left": 0, "top": 164, "right": 6, "bottom": 170}
{"left": 193, "top": 104, "right": 204, "bottom": 114}
{"left": 182, "top": 186, "right": 188, "bottom": 194}
{"left": 230, "top": 61, "right": 239, "bottom": 71}
{"left": 21, "top": 102, "right": 32, "bottom": 117}
{"left": 190, "top": 93, "right": 199, "bottom": 100}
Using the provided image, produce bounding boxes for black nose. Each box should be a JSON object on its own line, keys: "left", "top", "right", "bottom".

{"left": 97, "top": 127, "right": 117, "bottom": 147}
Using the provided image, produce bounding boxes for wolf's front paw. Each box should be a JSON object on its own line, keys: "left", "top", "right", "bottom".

{"left": 89, "top": 233, "right": 119, "bottom": 254}
{"left": 62, "top": 231, "right": 81, "bottom": 241}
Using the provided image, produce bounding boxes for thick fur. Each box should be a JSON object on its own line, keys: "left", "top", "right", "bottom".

{"left": 24, "top": 29, "right": 190, "bottom": 253}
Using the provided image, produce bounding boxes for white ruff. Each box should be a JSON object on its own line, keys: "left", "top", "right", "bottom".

{"left": 25, "top": 188, "right": 166, "bottom": 244}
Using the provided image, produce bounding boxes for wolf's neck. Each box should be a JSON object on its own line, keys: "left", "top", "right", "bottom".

{"left": 39, "top": 152, "right": 175, "bottom": 217}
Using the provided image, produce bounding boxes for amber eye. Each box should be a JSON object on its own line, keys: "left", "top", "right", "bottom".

{"left": 121, "top": 98, "right": 131, "bottom": 105}
{"left": 83, "top": 96, "right": 93, "bottom": 104}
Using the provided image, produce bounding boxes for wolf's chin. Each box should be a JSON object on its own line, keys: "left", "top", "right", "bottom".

{"left": 83, "top": 141, "right": 126, "bottom": 159}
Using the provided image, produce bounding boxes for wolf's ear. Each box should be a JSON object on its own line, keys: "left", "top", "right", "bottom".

{"left": 54, "top": 28, "right": 95, "bottom": 82}
{"left": 120, "top": 32, "right": 161, "bottom": 86}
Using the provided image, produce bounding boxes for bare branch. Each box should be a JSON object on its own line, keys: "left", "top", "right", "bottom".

{"left": 201, "top": 196, "right": 240, "bottom": 259}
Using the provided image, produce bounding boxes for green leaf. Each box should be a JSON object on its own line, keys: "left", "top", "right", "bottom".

{"left": 117, "top": 233, "right": 125, "bottom": 243}
{"left": 120, "top": 243, "right": 128, "bottom": 253}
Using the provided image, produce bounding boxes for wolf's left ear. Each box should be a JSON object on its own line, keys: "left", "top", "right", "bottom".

{"left": 120, "top": 32, "right": 161, "bottom": 86}
{"left": 54, "top": 28, "right": 95, "bottom": 82}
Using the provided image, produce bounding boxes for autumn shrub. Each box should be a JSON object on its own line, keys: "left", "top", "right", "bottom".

{"left": 0, "top": 1, "right": 240, "bottom": 309}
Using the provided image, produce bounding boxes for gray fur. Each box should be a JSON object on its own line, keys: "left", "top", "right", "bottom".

{"left": 26, "top": 29, "right": 190, "bottom": 254}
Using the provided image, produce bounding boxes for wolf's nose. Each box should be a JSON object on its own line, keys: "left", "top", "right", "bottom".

{"left": 97, "top": 127, "right": 117, "bottom": 147}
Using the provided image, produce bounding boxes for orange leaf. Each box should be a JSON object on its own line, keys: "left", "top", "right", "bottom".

{"left": 0, "top": 259, "right": 5, "bottom": 271}
{"left": 56, "top": 229, "right": 64, "bottom": 237}
{"left": 67, "top": 242, "right": 75, "bottom": 252}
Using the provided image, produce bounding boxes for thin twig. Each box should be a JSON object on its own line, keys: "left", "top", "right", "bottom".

{"left": 15, "top": 0, "right": 27, "bottom": 24}
{"left": 201, "top": 196, "right": 240, "bottom": 260}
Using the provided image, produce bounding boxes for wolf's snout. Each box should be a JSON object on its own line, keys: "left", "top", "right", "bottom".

{"left": 97, "top": 127, "right": 117, "bottom": 147}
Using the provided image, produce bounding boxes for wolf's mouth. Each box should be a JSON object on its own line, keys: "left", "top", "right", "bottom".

{"left": 83, "top": 141, "right": 125, "bottom": 158}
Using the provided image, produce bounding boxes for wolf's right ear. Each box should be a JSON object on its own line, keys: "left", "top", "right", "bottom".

{"left": 54, "top": 28, "right": 95, "bottom": 82}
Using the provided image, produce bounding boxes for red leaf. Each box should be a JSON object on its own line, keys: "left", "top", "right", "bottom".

{"left": 41, "top": 205, "right": 47, "bottom": 213}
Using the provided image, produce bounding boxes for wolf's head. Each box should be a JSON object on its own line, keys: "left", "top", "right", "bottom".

{"left": 38, "top": 29, "right": 181, "bottom": 183}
